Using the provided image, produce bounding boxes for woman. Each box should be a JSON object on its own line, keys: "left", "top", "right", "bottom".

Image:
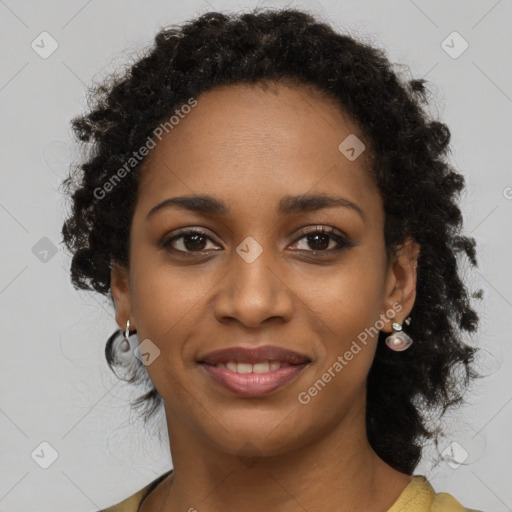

{"left": 61, "top": 7, "right": 485, "bottom": 512}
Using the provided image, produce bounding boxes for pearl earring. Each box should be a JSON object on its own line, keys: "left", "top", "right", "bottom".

{"left": 385, "top": 317, "right": 413, "bottom": 351}
{"left": 119, "top": 319, "right": 131, "bottom": 352}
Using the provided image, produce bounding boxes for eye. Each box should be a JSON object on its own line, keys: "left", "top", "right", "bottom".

{"left": 161, "top": 228, "right": 219, "bottom": 253}
{"left": 290, "top": 226, "right": 356, "bottom": 254}
{"left": 160, "top": 226, "right": 357, "bottom": 256}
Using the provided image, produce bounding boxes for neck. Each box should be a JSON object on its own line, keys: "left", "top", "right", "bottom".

{"left": 139, "top": 397, "right": 412, "bottom": 512}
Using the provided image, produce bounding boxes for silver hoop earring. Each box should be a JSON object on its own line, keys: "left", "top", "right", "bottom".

{"left": 119, "top": 320, "right": 131, "bottom": 352}
{"left": 385, "top": 317, "right": 412, "bottom": 351}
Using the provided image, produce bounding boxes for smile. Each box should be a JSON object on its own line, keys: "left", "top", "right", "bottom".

{"left": 199, "top": 360, "right": 310, "bottom": 397}
{"left": 215, "top": 360, "right": 290, "bottom": 372}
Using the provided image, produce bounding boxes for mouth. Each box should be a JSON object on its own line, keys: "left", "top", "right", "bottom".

{"left": 197, "top": 345, "right": 311, "bottom": 397}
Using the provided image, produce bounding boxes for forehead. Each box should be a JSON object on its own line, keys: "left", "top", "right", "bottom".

{"left": 135, "top": 81, "right": 382, "bottom": 226}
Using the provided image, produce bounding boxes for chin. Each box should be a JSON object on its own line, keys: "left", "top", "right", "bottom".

{"left": 203, "top": 417, "right": 305, "bottom": 458}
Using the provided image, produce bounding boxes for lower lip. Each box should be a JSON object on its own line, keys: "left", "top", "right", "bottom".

{"left": 199, "top": 363, "right": 309, "bottom": 397}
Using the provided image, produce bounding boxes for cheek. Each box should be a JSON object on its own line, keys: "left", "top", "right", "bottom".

{"left": 301, "top": 260, "right": 384, "bottom": 336}
{"left": 130, "top": 246, "right": 192, "bottom": 328}
{"left": 296, "top": 259, "right": 384, "bottom": 390}
{"left": 128, "top": 261, "right": 199, "bottom": 400}
{"left": 296, "top": 270, "right": 380, "bottom": 422}
{"left": 129, "top": 251, "right": 218, "bottom": 368}
{"left": 128, "top": 259, "right": 180, "bottom": 357}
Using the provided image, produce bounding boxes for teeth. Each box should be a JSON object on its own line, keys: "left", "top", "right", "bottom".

{"left": 216, "top": 360, "right": 284, "bottom": 373}
{"left": 237, "top": 362, "right": 252, "bottom": 374}
{"left": 252, "top": 362, "right": 270, "bottom": 373}
{"left": 226, "top": 361, "right": 237, "bottom": 372}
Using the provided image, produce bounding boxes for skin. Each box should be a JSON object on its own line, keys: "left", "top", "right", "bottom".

{"left": 111, "top": 80, "right": 421, "bottom": 512}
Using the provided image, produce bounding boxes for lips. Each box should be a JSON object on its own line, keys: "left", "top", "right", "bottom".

{"left": 198, "top": 345, "right": 311, "bottom": 365}
{"left": 198, "top": 345, "right": 311, "bottom": 397}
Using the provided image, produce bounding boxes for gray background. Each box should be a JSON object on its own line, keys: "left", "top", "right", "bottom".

{"left": 1, "top": 0, "right": 511, "bottom": 510}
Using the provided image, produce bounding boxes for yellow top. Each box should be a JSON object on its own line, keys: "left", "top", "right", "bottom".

{"left": 98, "top": 471, "right": 484, "bottom": 512}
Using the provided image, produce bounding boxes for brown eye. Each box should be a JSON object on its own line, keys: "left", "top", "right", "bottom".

{"left": 160, "top": 226, "right": 357, "bottom": 257}
{"left": 161, "top": 229, "right": 219, "bottom": 253}
{"left": 290, "top": 227, "right": 356, "bottom": 254}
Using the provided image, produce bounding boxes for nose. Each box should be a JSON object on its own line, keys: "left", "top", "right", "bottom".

{"left": 213, "top": 243, "right": 294, "bottom": 328}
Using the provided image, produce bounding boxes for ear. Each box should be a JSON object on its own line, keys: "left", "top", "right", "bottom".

{"left": 380, "top": 237, "right": 420, "bottom": 333}
{"left": 110, "top": 261, "right": 136, "bottom": 333}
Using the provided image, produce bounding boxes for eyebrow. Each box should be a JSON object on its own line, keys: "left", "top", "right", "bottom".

{"left": 146, "top": 193, "right": 366, "bottom": 222}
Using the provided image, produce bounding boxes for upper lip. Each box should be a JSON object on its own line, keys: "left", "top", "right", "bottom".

{"left": 198, "top": 345, "right": 311, "bottom": 365}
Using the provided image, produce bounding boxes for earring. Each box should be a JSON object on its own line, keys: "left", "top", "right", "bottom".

{"left": 119, "top": 320, "right": 131, "bottom": 352}
{"left": 385, "top": 317, "right": 412, "bottom": 351}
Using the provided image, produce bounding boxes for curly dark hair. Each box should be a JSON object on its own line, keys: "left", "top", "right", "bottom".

{"left": 60, "top": 7, "right": 484, "bottom": 475}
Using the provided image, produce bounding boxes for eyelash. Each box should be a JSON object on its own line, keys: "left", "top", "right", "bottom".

{"left": 160, "top": 226, "right": 356, "bottom": 256}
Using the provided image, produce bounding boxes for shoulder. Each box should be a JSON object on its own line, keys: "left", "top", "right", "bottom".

{"left": 432, "top": 490, "right": 485, "bottom": 512}
{"left": 97, "top": 471, "right": 485, "bottom": 512}
{"left": 97, "top": 469, "right": 173, "bottom": 512}
{"left": 387, "top": 475, "right": 485, "bottom": 512}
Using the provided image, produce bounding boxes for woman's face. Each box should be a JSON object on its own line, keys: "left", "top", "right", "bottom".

{"left": 111, "top": 81, "right": 419, "bottom": 458}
